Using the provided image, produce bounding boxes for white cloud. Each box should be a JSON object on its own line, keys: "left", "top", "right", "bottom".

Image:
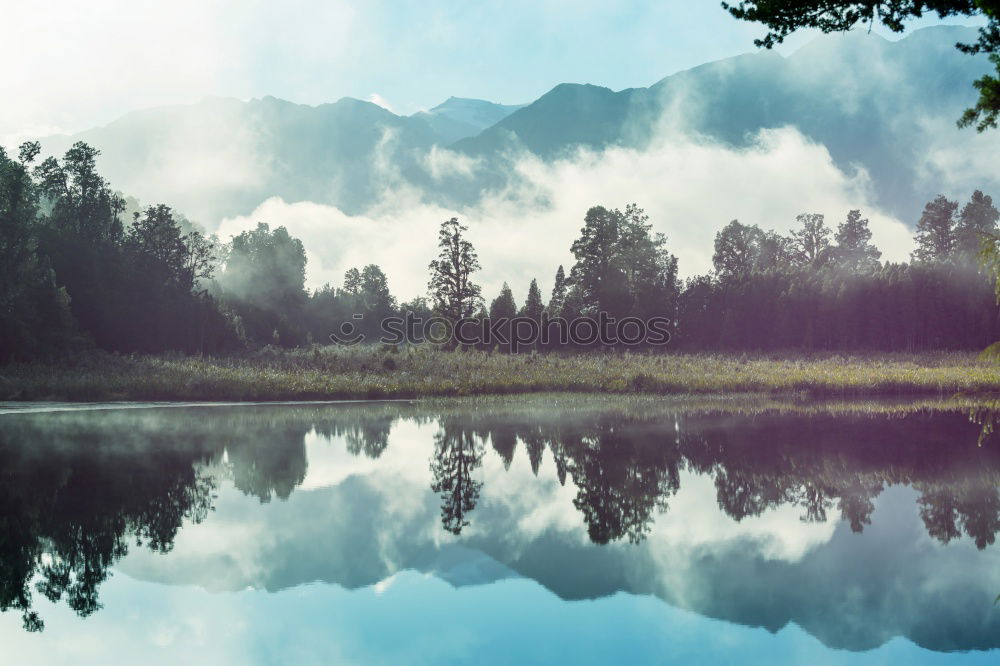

{"left": 298, "top": 419, "right": 435, "bottom": 491}
{"left": 470, "top": 436, "right": 836, "bottom": 561}
{"left": 915, "top": 114, "right": 1000, "bottom": 204}
{"left": 0, "top": 0, "right": 358, "bottom": 141}
{"left": 646, "top": 471, "right": 835, "bottom": 562}
{"left": 422, "top": 146, "right": 482, "bottom": 181}
{"left": 217, "top": 126, "right": 914, "bottom": 301}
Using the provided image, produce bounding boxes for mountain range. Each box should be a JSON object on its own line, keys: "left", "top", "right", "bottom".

{"left": 37, "top": 25, "right": 999, "bottom": 228}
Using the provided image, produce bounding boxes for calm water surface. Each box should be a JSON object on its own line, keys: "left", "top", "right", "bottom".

{"left": 2, "top": 396, "right": 1000, "bottom": 665}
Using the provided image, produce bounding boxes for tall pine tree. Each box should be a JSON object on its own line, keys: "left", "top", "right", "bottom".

{"left": 428, "top": 218, "right": 482, "bottom": 324}
{"left": 521, "top": 278, "right": 545, "bottom": 322}
{"left": 489, "top": 282, "right": 518, "bottom": 320}
{"left": 833, "top": 209, "right": 881, "bottom": 271}
{"left": 956, "top": 190, "right": 1000, "bottom": 264}
{"left": 547, "top": 265, "right": 567, "bottom": 317}
{"left": 913, "top": 195, "right": 959, "bottom": 263}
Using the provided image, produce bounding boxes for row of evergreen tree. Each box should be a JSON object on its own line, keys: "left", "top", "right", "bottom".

{"left": 3, "top": 140, "right": 1000, "bottom": 360}
{"left": 422, "top": 194, "right": 1000, "bottom": 352}
{"left": 675, "top": 195, "right": 1000, "bottom": 351}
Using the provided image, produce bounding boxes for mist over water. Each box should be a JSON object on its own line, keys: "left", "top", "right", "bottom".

{"left": 2, "top": 397, "right": 1000, "bottom": 662}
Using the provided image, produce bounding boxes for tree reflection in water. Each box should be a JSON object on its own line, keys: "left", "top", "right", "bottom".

{"left": 430, "top": 419, "right": 484, "bottom": 535}
{"left": 3, "top": 400, "right": 1000, "bottom": 632}
{"left": 0, "top": 416, "right": 217, "bottom": 631}
{"left": 429, "top": 405, "right": 1000, "bottom": 553}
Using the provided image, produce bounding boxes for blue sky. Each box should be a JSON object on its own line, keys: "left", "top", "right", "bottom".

{"left": 0, "top": 0, "right": 984, "bottom": 143}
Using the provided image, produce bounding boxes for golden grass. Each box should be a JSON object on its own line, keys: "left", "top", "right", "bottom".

{"left": 3, "top": 346, "right": 1000, "bottom": 402}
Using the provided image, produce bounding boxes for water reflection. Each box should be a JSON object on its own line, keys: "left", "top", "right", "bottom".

{"left": 1, "top": 398, "right": 1000, "bottom": 653}
{"left": 431, "top": 418, "right": 485, "bottom": 535}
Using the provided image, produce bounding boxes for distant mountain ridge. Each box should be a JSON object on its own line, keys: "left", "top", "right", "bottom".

{"left": 35, "top": 25, "right": 999, "bottom": 226}
{"left": 413, "top": 97, "right": 527, "bottom": 144}
{"left": 40, "top": 94, "right": 519, "bottom": 221}
{"left": 454, "top": 26, "right": 996, "bottom": 222}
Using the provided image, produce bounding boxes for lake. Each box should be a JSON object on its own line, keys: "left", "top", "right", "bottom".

{"left": 2, "top": 395, "right": 1000, "bottom": 665}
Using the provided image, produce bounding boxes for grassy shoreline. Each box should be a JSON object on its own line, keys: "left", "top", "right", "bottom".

{"left": 3, "top": 347, "right": 1000, "bottom": 402}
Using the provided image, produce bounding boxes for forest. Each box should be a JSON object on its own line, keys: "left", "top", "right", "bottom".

{"left": 3, "top": 140, "right": 1000, "bottom": 361}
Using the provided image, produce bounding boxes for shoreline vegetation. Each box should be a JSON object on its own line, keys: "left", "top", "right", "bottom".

{"left": 7, "top": 142, "right": 1000, "bottom": 364}
{"left": 11, "top": 146, "right": 999, "bottom": 417}
{"left": 5, "top": 347, "right": 1000, "bottom": 403}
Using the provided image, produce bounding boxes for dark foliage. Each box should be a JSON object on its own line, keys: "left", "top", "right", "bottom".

{"left": 4, "top": 141, "right": 1000, "bottom": 359}
{"left": 1, "top": 142, "right": 238, "bottom": 358}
